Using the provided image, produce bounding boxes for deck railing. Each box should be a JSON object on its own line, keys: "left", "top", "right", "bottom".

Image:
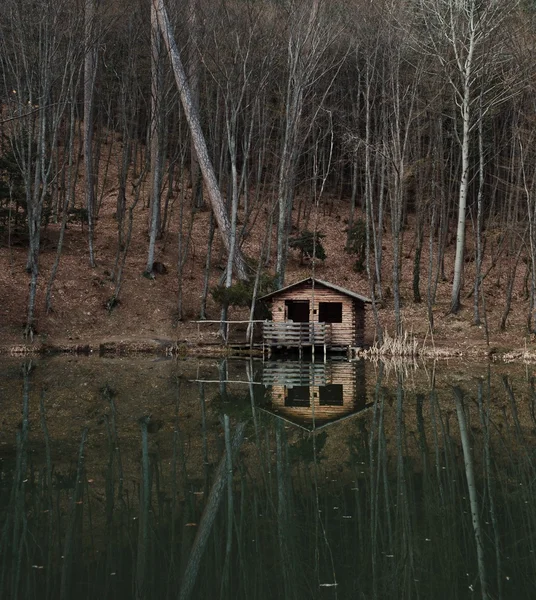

{"left": 262, "top": 361, "right": 329, "bottom": 385}
{"left": 263, "top": 321, "right": 332, "bottom": 348}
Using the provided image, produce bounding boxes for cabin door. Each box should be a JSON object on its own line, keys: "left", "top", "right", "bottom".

{"left": 285, "top": 300, "right": 309, "bottom": 322}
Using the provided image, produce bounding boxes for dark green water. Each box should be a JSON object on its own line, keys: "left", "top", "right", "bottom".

{"left": 1, "top": 357, "right": 535, "bottom": 599}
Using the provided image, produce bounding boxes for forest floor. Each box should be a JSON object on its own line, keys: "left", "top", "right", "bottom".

{"left": 1, "top": 177, "right": 535, "bottom": 362}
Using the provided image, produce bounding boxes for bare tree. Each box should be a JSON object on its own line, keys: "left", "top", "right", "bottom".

{"left": 199, "top": 1, "right": 273, "bottom": 333}
{"left": 45, "top": 73, "right": 82, "bottom": 313}
{"left": 383, "top": 20, "right": 421, "bottom": 334}
{"left": 187, "top": 0, "right": 203, "bottom": 209}
{"left": 0, "top": 0, "right": 83, "bottom": 338}
{"left": 518, "top": 125, "right": 536, "bottom": 333}
{"left": 416, "top": 0, "right": 521, "bottom": 313}
{"left": 275, "top": 0, "right": 344, "bottom": 286}
{"left": 145, "top": 0, "right": 165, "bottom": 275}
{"left": 84, "top": 0, "right": 99, "bottom": 268}
{"left": 152, "top": 0, "right": 249, "bottom": 281}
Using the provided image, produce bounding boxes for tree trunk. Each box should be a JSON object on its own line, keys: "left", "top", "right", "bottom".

{"left": 453, "top": 387, "right": 489, "bottom": 598}
{"left": 84, "top": 0, "right": 98, "bottom": 268}
{"left": 451, "top": 81, "right": 472, "bottom": 313}
{"left": 188, "top": 0, "right": 203, "bottom": 209}
{"left": 473, "top": 99, "right": 485, "bottom": 324}
{"left": 153, "top": 0, "right": 248, "bottom": 280}
{"left": 146, "top": 0, "right": 164, "bottom": 275}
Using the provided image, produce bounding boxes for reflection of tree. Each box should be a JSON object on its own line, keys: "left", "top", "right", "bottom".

{"left": 60, "top": 425, "right": 88, "bottom": 600}
{"left": 276, "top": 420, "right": 295, "bottom": 600}
{"left": 478, "top": 375, "right": 502, "bottom": 598}
{"left": 135, "top": 416, "right": 150, "bottom": 600}
{"left": 394, "top": 375, "right": 416, "bottom": 585}
{"left": 3, "top": 362, "right": 31, "bottom": 597}
{"left": 179, "top": 420, "right": 246, "bottom": 600}
{"left": 5, "top": 362, "right": 536, "bottom": 598}
{"left": 453, "top": 386, "right": 488, "bottom": 600}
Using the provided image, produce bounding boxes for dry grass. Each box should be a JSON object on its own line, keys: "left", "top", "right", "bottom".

{"left": 359, "top": 330, "right": 421, "bottom": 358}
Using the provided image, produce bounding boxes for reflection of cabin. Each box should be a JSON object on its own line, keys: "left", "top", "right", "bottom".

{"left": 262, "top": 360, "right": 368, "bottom": 430}
{"left": 260, "top": 278, "right": 371, "bottom": 353}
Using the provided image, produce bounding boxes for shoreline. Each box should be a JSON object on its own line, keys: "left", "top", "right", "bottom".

{"left": 2, "top": 335, "right": 535, "bottom": 363}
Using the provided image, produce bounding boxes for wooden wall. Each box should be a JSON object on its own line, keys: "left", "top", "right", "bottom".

{"left": 269, "top": 281, "right": 365, "bottom": 347}
{"left": 269, "top": 362, "right": 364, "bottom": 426}
{"left": 354, "top": 302, "right": 365, "bottom": 347}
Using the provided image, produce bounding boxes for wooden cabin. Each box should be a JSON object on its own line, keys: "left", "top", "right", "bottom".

{"left": 261, "top": 360, "right": 369, "bottom": 430}
{"left": 260, "top": 278, "right": 371, "bottom": 353}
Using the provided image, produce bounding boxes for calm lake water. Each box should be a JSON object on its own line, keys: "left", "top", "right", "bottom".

{"left": 1, "top": 356, "right": 535, "bottom": 599}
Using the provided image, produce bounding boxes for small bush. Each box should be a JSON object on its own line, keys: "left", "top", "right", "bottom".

{"left": 289, "top": 230, "right": 326, "bottom": 263}
{"left": 212, "top": 281, "right": 252, "bottom": 308}
{"left": 211, "top": 272, "right": 278, "bottom": 308}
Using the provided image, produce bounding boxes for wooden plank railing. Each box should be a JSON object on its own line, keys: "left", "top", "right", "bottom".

{"left": 262, "top": 361, "right": 329, "bottom": 386}
{"left": 262, "top": 321, "right": 332, "bottom": 348}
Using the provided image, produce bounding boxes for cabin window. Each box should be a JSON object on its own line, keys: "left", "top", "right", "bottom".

{"left": 319, "top": 384, "right": 344, "bottom": 406}
{"left": 286, "top": 386, "right": 310, "bottom": 407}
{"left": 285, "top": 300, "right": 310, "bottom": 322}
{"left": 319, "top": 302, "right": 342, "bottom": 323}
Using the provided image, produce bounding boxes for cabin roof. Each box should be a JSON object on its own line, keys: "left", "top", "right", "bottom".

{"left": 259, "top": 277, "right": 372, "bottom": 304}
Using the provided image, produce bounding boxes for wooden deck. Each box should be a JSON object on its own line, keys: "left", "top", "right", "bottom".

{"left": 262, "top": 321, "right": 332, "bottom": 349}
{"left": 262, "top": 361, "right": 328, "bottom": 386}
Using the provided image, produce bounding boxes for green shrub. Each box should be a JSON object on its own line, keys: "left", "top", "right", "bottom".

{"left": 211, "top": 272, "right": 278, "bottom": 308}
{"left": 289, "top": 230, "right": 326, "bottom": 263}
